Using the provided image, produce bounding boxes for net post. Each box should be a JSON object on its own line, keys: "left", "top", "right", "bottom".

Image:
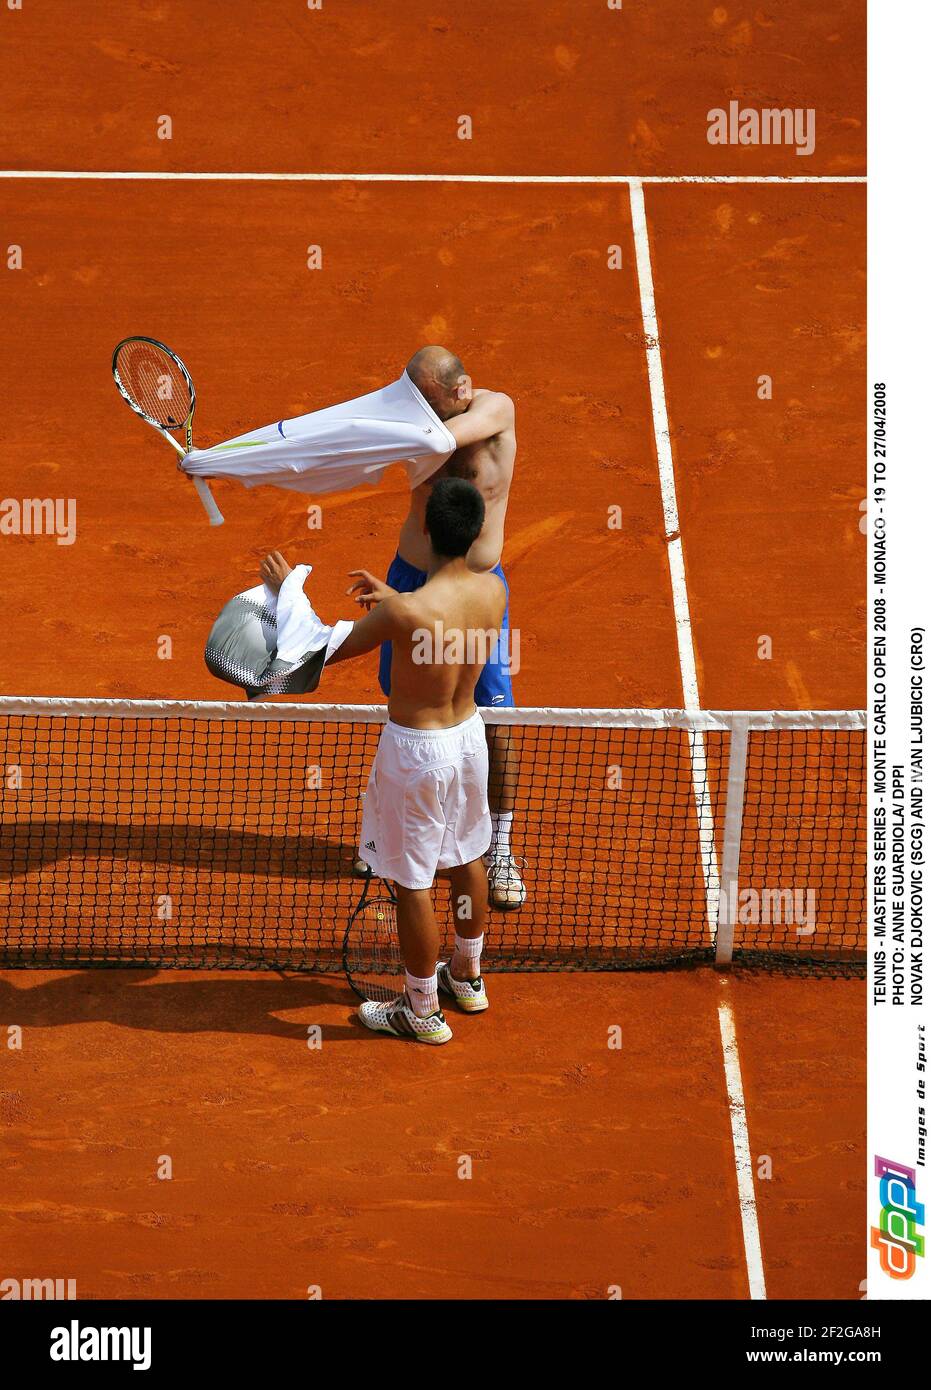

{"left": 687, "top": 726, "right": 723, "bottom": 951}
{"left": 715, "top": 716, "right": 750, "bottom": 968}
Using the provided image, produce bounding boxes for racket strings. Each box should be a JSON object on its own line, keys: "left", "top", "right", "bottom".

{"left": 115, "top": 342, "right": 193, "bottom": 430}
{"left": 346, "top": 900, "right": 402, "bottom": 1003}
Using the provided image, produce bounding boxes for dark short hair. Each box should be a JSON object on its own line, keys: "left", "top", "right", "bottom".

{"left": 425, "top": 477, "right": 485, "bottom": 558}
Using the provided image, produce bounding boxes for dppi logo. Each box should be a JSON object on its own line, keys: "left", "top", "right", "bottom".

{"left": 870, "top": 1156, "right": 925, "bottom": 1279}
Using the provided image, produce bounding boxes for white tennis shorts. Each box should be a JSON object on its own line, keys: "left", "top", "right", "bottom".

{"left": 358, "top": 711, "right": 491, "bottom": 890}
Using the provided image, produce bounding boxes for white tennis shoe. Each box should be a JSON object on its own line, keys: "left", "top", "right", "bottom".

{"left": 357, "top": 993, "right": 453, "bottom": 1045}
{"left": 484, "top": 852, "right": 527, "bottom": 909}
{"left": 437, "top": 962, "right": 488, "bottom": 1013}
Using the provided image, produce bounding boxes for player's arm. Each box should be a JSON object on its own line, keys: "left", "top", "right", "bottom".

{"left": 258, "top": 551, "right": 403, "bottom": 665}
{"left": 445, "top": 391, "right": 513, "bottom": 449}
{"left": 326, "top": 594, "right": 408, "bottom": 665}
{"left": 346, "top": 569, "right": 397, "bottom": 610}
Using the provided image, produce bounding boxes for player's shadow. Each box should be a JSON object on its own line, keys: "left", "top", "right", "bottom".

{"left": 0, "top": 970, "right": 368, "bottom": 1042}
{"left": 3, "top": 818, "right": 355, "bottom": 881}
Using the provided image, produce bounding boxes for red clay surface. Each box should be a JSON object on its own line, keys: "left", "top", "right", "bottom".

{"left": 2, "top": 969, "right": 863, "bottom": 1301}
{"left": 0, "top": 2, "right": 866, "bottom": 1303}
{"left": 0, "top": 2, "right": 865, "bottom": 177}
{"left": 731, "top": 976, "right": 865, "bottom": 1299}
{"left": 646, "top": 182, "right": 866, "bottom": 710}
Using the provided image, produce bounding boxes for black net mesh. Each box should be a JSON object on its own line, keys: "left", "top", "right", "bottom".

{"left": 0, "top": 704, "right": 865, "bottom": 973}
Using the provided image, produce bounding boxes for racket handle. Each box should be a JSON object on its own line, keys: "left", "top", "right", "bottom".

{"left": 193, "top": 477, "right": 224, "bottom": 526}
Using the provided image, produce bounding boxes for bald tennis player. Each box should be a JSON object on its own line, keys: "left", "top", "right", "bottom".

{"left": 260, "top": 478, "right": 505, "bottom": 1045}
{"left": 360, "top": 345, "right": 525, "bottom": 911}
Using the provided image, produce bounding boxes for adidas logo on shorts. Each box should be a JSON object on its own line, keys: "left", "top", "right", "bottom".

{"left": 364, "top": 840, "right": 377, "bottom": 851}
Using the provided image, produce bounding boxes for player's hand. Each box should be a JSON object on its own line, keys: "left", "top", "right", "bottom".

{"left": 346, "top": 570, "right": 397, "bottom": 610}
{"left": 260, "top": 551, "right": 293, "bottom": 595}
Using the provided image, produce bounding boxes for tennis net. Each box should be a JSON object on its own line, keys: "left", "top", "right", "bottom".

{"left": 0, "top": 699, "right": 866, "bottom": 973}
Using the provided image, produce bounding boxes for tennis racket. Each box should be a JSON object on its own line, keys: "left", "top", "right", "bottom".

{"left": 112, "top": 335, "right": 224, "bottom": 526}
{"left": 343, "top": 872, "right": 402, "bottom": 1003}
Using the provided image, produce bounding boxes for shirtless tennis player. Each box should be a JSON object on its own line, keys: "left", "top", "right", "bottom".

{"left": 260, "top": 478, "right": 505, "bottom": 1045}
{"left": 353, "top": 344, "right": 525, "bottom": 910}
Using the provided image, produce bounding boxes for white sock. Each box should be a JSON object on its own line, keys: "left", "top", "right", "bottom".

{"left": 405, "top": 970, "right": 439, "bottom": 1018}
{"left": 489, "top": 811, "right": 513, "bottom": 858}
{"left": 452, "top": 933, "right": 483, "bottom": 979}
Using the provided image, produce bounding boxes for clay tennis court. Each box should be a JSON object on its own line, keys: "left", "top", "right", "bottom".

{"left": 1, "top": 3, "right": 865, "bottom": 1300}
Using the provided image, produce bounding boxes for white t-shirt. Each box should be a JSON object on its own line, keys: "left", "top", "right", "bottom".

{"left": 204, "top": 564, "right": 352, "bottom": 699}
{"left": 182, "top": 371, "right": 456, "bottom": 495}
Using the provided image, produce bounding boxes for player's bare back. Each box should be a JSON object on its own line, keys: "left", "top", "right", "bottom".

{"left": 385, "top": 567, "right": 507, "bottom": 729}
{"left": 398, "top": 389, "right": 516, "bottom": 573}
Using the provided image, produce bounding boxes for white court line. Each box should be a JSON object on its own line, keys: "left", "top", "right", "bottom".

{"left": 628, "top": 180, "right": 700, "bottom": 699}
{"left": 628, "top": 177, "right": 720, "bottom": 928}
{"left": 719, "top": 993, "right": 768, "bottom": 1299}
{"left": 0, "top": 170, "right": 866, "bottom": 184}
{"left": 630, "top": 178, "right": 767, "bottom": 1297}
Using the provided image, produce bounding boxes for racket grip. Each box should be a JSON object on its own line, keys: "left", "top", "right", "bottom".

{"left": 193, "top": 477, "right": 224, "bottom": 526}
